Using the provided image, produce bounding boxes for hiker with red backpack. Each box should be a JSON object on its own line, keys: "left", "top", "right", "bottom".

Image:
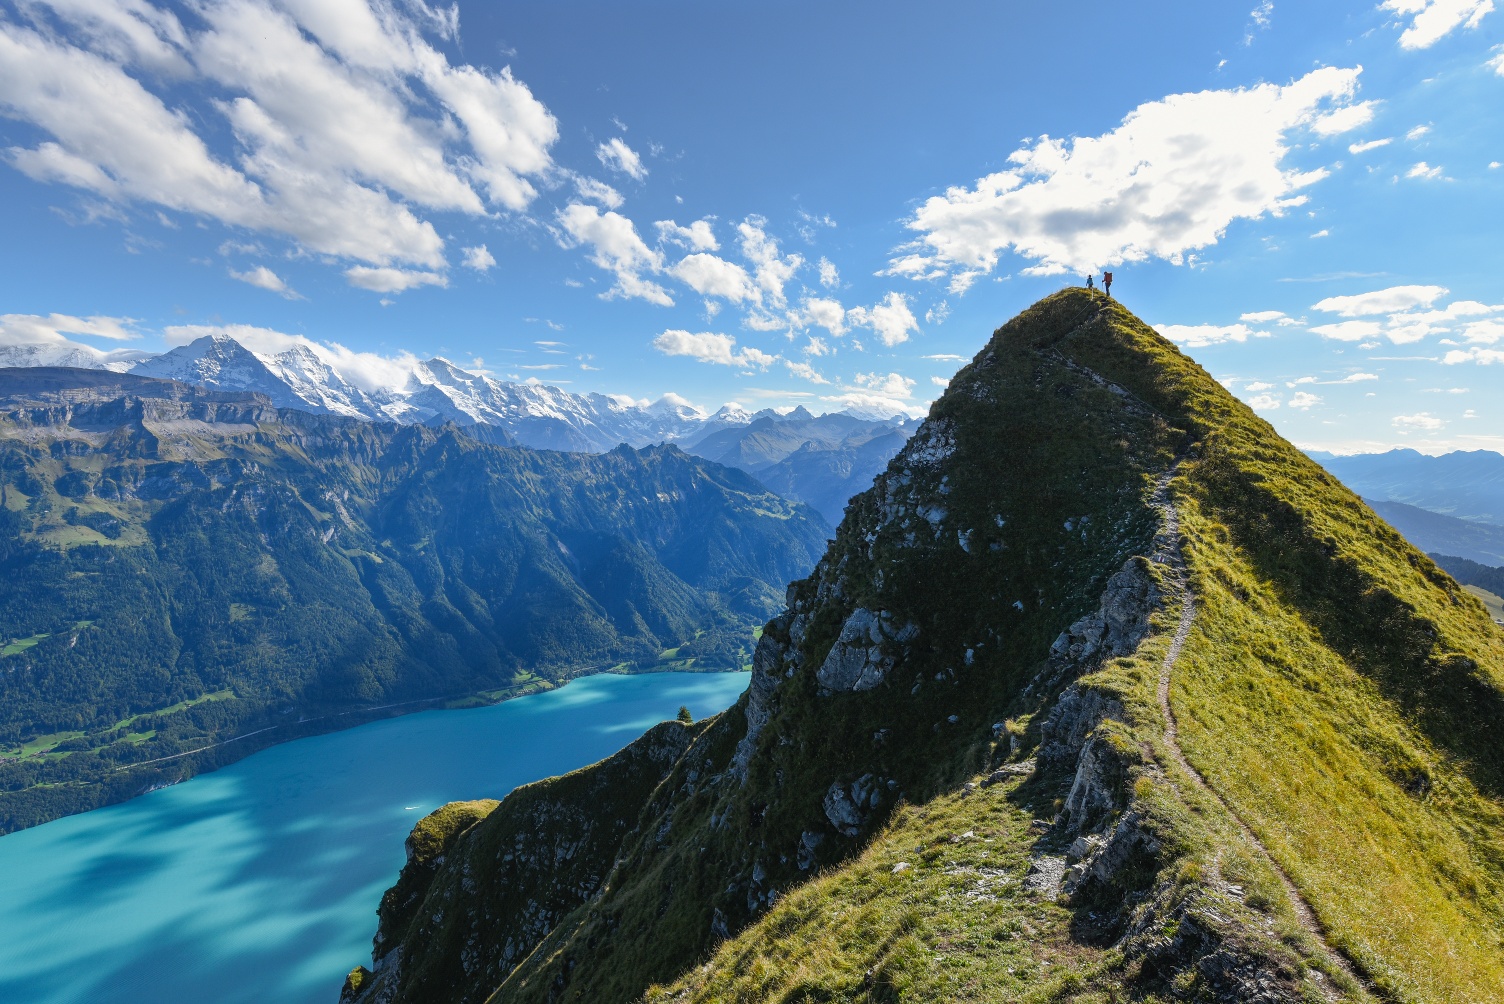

{"left": 1102, "top": 272, "right": 1113, "bottom": 297}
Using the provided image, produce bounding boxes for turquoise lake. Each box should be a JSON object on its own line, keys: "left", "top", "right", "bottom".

{"left": 0, "top": 671, "right": 749, "bottom": 1004}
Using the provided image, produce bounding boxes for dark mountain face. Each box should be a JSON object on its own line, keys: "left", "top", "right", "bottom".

{"left": 347, "top": 291, "right": 1504, "bottom": 1004}
{"left": 1316, "top": 448, "right": 1504, "bottom": 525}
{"left": 0, "top": 372, "right": 830, "bottom": 834}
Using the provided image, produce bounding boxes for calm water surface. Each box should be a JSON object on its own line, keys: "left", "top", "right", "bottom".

{"left": 0, "top": 671, "right": 749, "bottom": 1004}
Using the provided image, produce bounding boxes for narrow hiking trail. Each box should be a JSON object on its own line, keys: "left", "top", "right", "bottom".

{"left": 1149, "top": 476, "right": 1374, "bottom": 1001}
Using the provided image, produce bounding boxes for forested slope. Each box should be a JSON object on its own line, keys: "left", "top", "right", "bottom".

{"left": 0, "top": 370, "right": 829, "bottom": 833}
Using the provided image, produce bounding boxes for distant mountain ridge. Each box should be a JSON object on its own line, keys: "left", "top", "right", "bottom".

{"left": 11, "top": 332, "right": 910, "bottom": 456}
{"left": 1312, "top": 448, "right": 1504, "bottom": 525}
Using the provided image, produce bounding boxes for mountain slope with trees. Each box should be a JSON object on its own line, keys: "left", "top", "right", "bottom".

{"left": 0, "top": 369, "right": 829, "bottom": 833}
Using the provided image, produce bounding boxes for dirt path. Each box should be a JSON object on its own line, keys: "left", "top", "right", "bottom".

{"left": 1148, "top": 477, "right": 1373, "bottom": 1000}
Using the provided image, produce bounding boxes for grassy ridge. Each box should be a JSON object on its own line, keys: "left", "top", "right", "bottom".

{"left": 355, "top": 290, "right": 1504, "bottom": 1004}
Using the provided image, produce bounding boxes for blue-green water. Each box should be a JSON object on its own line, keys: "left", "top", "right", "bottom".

{"left": 0, "top": 671, "right": 748, "bottom": 1004}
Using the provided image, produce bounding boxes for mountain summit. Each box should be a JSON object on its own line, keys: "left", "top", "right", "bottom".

{"left": 344, "top": 290, "right": 1504, "bottom": 1004}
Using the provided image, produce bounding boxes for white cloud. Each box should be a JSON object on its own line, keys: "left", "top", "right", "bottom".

{"left": 1407, "top": 161, "right": 1444, "bottom": 179}
{"left": 817, "top": 256, "right": 840, "bottom": 288}
{"left": 803, "top": 336, "right": 829, "bottom": 357}
{"left": 668, "top": 253, "right": 758, "bottom": 303}
{"left": 0, "top": 1, "right": 559, "bottom": 273}
{"left": 1288, "top": 391, "right": 1321, "bottom": 409}
{"left": 461, "top": 245, "right": 496, "bottom": 271}
{"left": 596, "top": 137, "right": 647, "bottom": 181}
{"left": 651, "top": 329, "right": 776, "bottom": 369}
{"left": 655, "top": 219, "right": 718, "bottom": 252}
{"left": 847, "top": 292, "right": 918, "bottom": 347}
{"left": 1246, "top": 381, "right": 1275, "bottom": 391}
{"left": 556, "top": 203, "right": 672, "bottom": 305}
{"left": 1310, "top": 320, "right": 1384, "bottom": 340}
{"left": 1332, "top": 372, "right": 1379, "bottom": 383}
{"left": 229, "top": 264, "right": 300, "bottom": 298}
{"left": 1349, "top": 137, "right": 1393, "bottom": 153}
{"left": 1392, "top": 411, "right": 1446, "bottom": 430}
{"left": 1462, "top": 318, "right": 1504, "bottom": 343}
{"left": 0, "top": 312, "right": 146, "bottom": 366}
{"left": 925, "top": 300, "right": 951, "bottom": 325}
{"left": 800, "top": 297, "right": 848, "bottom": 337}
{"left": 931, "top": 375, "right": 950, "bottom": 388}
{"left": 1155, "top": 322, "right": 1264, "bottom": 347}
{"left": 1406, "top": 124, "right": 1433, "bottom": 140}
{"left": 738, "top": 217, "right": 803, "bottom": 310}
{"left": 785, "top": 360, "right": 830, "bottom": 384}
{"left": 1311, "top": 229, "right": 1330, "bottom": 238}
{"left": 1443, "top": 346, "right": 1504, "bottom": 364}
{"left": 1490, "top": 45, "right": 1504, "bottom": 74}
{"left": 901, "top": 66, "right": 1366, "bottom": 277}
{"left": 1247, "top": 393, "right": 1281, "bottom": 410}
{"left": 1381, "top": 0, "right": 1494, "bottom": 49}
{"left": 574, "top": 176, "right": 624, "bottom": 209}
{"left": 924, "top": 353, "right": 968, "bottom": 362}
{"left": 1312, "top": 100, "right": 1378, "bottom": 136}
{"left": 1240, "top": 309, "right": 1299, "bottom": 324}
{"left": 823, "top": 371, "right": 921, "bottom": 418}
{"left": 344, "top": 266, "right": 448, "bottom": 293}
{"left": 1312, "top": 285, "right": 1448, "bottom": 316}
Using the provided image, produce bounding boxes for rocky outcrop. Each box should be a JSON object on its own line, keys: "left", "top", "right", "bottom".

{"left": 815, "top": 608, "right": 918, "bottom": 692}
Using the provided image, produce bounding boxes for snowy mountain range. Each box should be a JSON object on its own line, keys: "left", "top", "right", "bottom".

{"left": 1, "top": 332, "right": 910, "bottom": 456}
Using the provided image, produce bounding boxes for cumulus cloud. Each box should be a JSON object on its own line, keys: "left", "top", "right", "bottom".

{"left": 668, "top": 253, "right": 758, "bottom": 303}
{"left": 1240, "top": 309, "right": 1300, "bottom": 325}
{"left": 556, "top": 203, "right": 672, "bottom": 305}
{"left": 1407, "top": 161, "right": 1445, "bottom": 179}
{"left": 655, "top": 219, "right": 718, "bottom": 251}
{"left": 230, "top": 264, "right": 301, "bottom": 298}
{"left": 1247, "top": 393, "right": 1281, "bottom": 410}
{"left": 1312, "top": 285, "right": 1448, "bottom": 316}
{"left": 596, "top": 137, "right": 647, "bottom": 180}
{"left": 900, "top": 66, "right": 1368, "bottom": 279}
{"left": 785, "top": 359, "right": 830, "bottom": 384}
{"left": 1444, "top": 346, "right": 1504, "bottom": 364}
{"left": 738, "top": 217, "right": 803, "bottom": 310}
{"left": 344, "top": 265, "right": 448, "bottom": 293}
{"left": 1288, "top": 391, "right": 1321, "bottom": 409}
{"left": 1349, "top": 138, "right": 1393, "bottom": 154}
{"left": 574, "top": 176, "right": 624, "bottom": 209}
{"left": 1392, "top": 411, "right": 1445, "bottom": 430}
{"left": 1381, "top": 0, "right": 1494, "bottom": 50}
{"left": 800, "top": 297, "right": 849, "bottom": 337}
{"left": 823, "top": 371, "right": 920, "bottom": 418}
{"left": 1310, "top": 320, "right": 1384, "bottom": 341}
{"left": 0, "top": 312, "right": 149, "bottom": 366}
{"left": 847, "top": 292, "right": 918, "bottom": 347}
{"left": 1490, "top": 45, "right": 1504, "bottom": 74}
{"left": 1155, "top": 322, "right": 1266, "bottom": 347}
{"left": 651, "top": 329, "right": 777, "bottom": 369}
{"left": 461, "top": 245, "right": 496, "bottom": 270}
{"left": 0, "top": 0, "right": 559, "bottom": 273}
{"left": 817, "top": 257, "right": 839, "bottom": 288}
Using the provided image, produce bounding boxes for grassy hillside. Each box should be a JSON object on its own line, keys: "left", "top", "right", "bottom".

{"left": 0, "top": 375, "right": 829, "bottom": 833}
{"left": 347, "top": 289, "right": 1504, "bottom": 1004}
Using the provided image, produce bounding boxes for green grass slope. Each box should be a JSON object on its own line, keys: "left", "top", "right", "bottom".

{"left": 0, "top": 379, "right": 829, "bottom": 833}
{"left": 349, "top": 289, "right": 1504, "bottom": 1004}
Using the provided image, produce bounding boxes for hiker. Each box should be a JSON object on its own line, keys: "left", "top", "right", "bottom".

{"left": 1103, "top": 272, "right": 1113, "bottom": 297}
{"left": 1086, "top": 275, "right": 1094, "bottom": 290}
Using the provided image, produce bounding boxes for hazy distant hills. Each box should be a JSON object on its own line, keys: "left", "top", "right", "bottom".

{"left": 0, "top": 368, "right": 831, "bottom": 833}
{"left": 1313, "top": 448, "right": 1504, "bottom": 525}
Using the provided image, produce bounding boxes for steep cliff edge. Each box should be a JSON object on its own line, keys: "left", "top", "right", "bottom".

{"left": 347, "top": 289, "right": 1504, "bottom": 1004}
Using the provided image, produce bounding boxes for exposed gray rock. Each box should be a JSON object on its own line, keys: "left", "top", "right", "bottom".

{"left": 823, "top": 774, "right": 881, "bottom": 837}
{"left": 1037, "top": 686, "right": 1125, "bottom": 774}
{"left": 1023, "top": 855, "right": 1067, "bottom": 896}
{"left": 815, "top": 608, "right": 918, "bottom": 693}
{"left": 1061, "top": 734, "right": 1125, "bottom": 835}
{"left": 796, "top": 829, "right": 825, "bottom": 870}
{"left": 1047, "top": 557, "right": 1159, "bottom": 668}
{"left": 732, "top": 622, "right": 789, "bottom": 775}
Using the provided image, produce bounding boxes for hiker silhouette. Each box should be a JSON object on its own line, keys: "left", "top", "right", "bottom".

{"left": 1086, "top": 275, "right": 1094, "bottom": 290}
{"left": 1103, "top": 272, "right": 1113, "bottom": 297}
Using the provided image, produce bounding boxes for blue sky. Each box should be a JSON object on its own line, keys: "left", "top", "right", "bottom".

{"left": 0, "top": 0, "right": 1500, "bottom": 450}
